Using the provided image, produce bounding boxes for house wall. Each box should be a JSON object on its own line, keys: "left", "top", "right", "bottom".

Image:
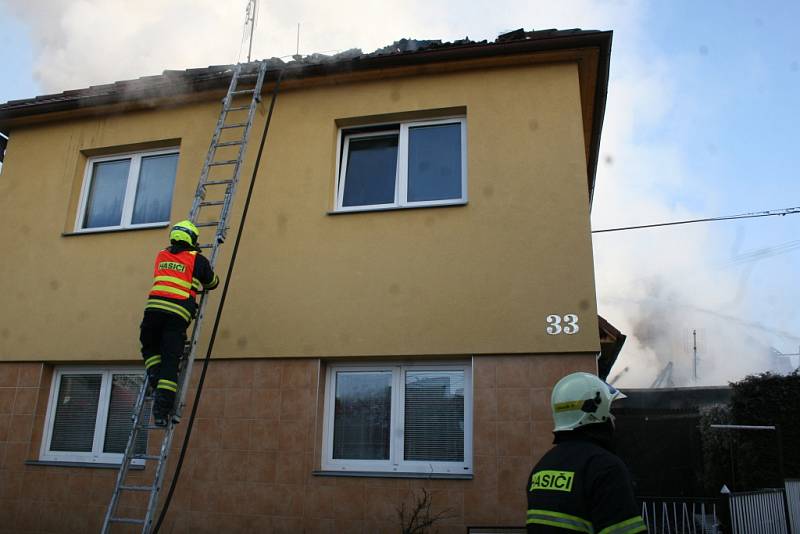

{"left": 0, "top": 60, "right": 599, "bottom": 362}
{"left": 0, "top": 56, "right": 604, "bottom": 533}
{"left": 0, "top": 354, "right": 596, "bottom": 533}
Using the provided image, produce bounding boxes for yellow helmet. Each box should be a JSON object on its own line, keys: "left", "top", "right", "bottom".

{"left": 169, "top": 220, "right": 199, "bottom": 247}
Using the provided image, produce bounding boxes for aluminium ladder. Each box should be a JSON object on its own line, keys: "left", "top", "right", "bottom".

{"left": 101, "top": 60, "right": 270, "bottom": 534}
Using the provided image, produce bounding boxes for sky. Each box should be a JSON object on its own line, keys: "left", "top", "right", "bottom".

{"left": 1, "top": 0, "right": 798, "bottom": 387}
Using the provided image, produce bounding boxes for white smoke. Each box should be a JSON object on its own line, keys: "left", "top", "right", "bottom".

{"left": 3, "top": 1, "right": 796, "bottom": 386}
{"left": 2, "top": 0, "right": 640, "bottom": 92}
{"left": 592, "top": 46, "right": 799, "bottom": 387}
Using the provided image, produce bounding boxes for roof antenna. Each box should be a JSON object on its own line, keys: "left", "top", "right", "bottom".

{"left": 243, "top": 0, "right": 258, "bottom": 62}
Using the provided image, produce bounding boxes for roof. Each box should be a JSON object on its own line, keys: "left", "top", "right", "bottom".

{"left": 614, "top": 386, "right": 732, "bottom": 412}
{"left": 0, "top": 28, "right": 612, "bottom": 198}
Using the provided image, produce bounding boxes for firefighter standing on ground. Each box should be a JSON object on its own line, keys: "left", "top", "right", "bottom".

{"left": 526, "top": 372, "right": 646, "bottom": 534}
{"left": 140, "top": 220, "right": 219, "bottom": 426}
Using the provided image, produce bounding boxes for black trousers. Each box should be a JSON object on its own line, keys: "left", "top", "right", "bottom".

{"left": 139, "top": 310, "right": 188, "bottom": 409}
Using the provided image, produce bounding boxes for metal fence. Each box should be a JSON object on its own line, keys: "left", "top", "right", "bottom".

{"left": 729, "top": 489, "right": 788, "bottom": 534}
{"left": 505, "top": 482, "right": 798, "bottom": 534}
{"left": 640, "top": 498, "right": 721, "bottom": 534}
{"left": 786, "top": 480, "right": 800, "bottom": 534}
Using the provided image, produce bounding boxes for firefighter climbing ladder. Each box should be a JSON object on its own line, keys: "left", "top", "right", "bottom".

{"left": 101, "top": 60, "right": 269, "bottom": 534}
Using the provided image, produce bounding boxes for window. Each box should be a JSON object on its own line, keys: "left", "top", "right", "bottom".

{"left": 335, "top": 117, "right": 467, "bottom": 212}
{"left": 322, "top": 362, "right": 472, "bottom": 475}
{"left": 76, "top": 148, "right": 179, "bottom": 231}
{"left": 40, "top": 367, "right": 146, "bottom": 464}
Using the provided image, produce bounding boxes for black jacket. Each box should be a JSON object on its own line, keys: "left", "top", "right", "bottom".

{"left": 526, "top": 425, "right": 646, "bottom": 534}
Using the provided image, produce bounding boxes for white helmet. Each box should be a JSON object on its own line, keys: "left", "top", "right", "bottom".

{"left": 551, "top": 372, "right": 626, "bottom": 432}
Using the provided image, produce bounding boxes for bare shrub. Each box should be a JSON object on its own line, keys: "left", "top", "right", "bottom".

{"left": 396, "top": 488, "right": 455, "bottom": 534}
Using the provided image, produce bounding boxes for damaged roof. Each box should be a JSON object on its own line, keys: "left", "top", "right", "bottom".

{"left": 0, "top": 28, "right": 612, "bottom": 199}
{"left": 0, "top": 29, "right": 610, "bottom": 113}
{"left": 598, "top": 315, "right": 628, "bottom": 380}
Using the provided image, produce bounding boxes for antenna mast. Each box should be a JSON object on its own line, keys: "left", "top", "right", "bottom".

{"left": 244, "top": 0, "right": 257, "bottom": 62}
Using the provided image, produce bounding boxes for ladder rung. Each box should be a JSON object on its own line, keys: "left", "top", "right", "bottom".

{"left": 198, "top": 244, "right": 214, "bottom": 249}
{"left": 220, "top": 123, "right": 247, "bottom": 129}
{"left": 200, "top": 200, "right": 225, "bottom": 207}
{"left": 224, "top": 106, "right": 250, "bottom": 112}
{"left": 195, "top": 221, "right": 219, "bottom": 228}
{"left": 237, "top": 72, "right": 260, "bottom": 78}
{"left": 120, "top": 485, "right": 155, "bottom": 492}
{"left": 231, "top": 89, "right": 255, "bottom": 95}
{"left": 140, "top": 424, "right": 167, "bottom": 431}
{"left": 110, "top": 517, "right": 146, "bottom": 525}
{"left": 208, "top": 160, "right": 238, "bottom": 166}
{"left": 203, "top": 179, "right": 233, "bottom": 185}
{"left": 215, "top": 140, "right": 244, "bottom": 147}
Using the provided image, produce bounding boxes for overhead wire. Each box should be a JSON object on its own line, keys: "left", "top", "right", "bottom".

{"left": 725, "top": 239, "right": 800, "bottom": 266}
{"left": 592, "top": 206, "right": 800, "bottom": 234}
{"left": 602, "top": 295, "right": 800, "bottom": 342}
{"left": 234, "top": 13, "right": 249, "bottom": 64}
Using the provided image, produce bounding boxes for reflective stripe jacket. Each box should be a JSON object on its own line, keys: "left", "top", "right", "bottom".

{"left": 526, "top": 435, "right": 646, "bottom": 534}
{"left": 145, "top": 245, "right": 218, "bottom": 322}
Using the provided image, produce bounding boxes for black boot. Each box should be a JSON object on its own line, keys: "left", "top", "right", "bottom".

{"left": 153, "top": 388, "right": 176, "bottom": 427}
{"left": 146, "top": 365, "right": 160, "bottom": 392}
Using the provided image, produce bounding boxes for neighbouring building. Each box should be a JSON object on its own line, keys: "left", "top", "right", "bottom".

{"left": 613, "top": 386, "right": 732, "bottom": 497}
{"left": 0, "top": 28, "right": 613, "bottom": 533}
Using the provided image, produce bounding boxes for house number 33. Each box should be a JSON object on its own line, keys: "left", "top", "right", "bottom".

{"left": 546, "top": 314, "right": 580, "bottom": 335}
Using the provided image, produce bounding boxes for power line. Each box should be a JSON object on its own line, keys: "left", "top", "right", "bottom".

{"left": 592, "top": 206, "right": 800, "bottom": 234}
{"left": 726, "top": 239, "right": 800, "bottom": 267}
{"left": 602, "top": 295, "right": 800, "bottom": 342}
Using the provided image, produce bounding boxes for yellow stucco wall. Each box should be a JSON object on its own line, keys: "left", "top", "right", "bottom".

{"left": 0, "top": 61, "right": 600, "bottom": 361}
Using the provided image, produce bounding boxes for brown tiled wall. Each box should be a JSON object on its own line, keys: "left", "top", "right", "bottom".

{"left": 0, "top": 354, "right": 595, "bottom": 533}
{"left": 468, "top": 354, "right": 597, "bottom": 528}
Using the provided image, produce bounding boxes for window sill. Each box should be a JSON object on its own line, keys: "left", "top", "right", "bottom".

{"left": 62, "top": 223, "right": 170, "bottom": 237}
{"left": 327, "top": 201, "right": 468, "bottom": 216}
{"left": 312, "top": 470, "right": 472, "bottom": 480}
{"left": 25, "top": 460, "right": 143, "bottom": 470}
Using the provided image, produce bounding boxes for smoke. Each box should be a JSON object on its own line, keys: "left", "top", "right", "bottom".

{"left": 1, "top": 0, "right": 449, "bottom": 93}
{"left": 591, "top": 49, "right": 797, "bottom": 387}
{"left": 2, "top": 0, "right": 640, "bottom": 93}
{"left": 2, "top": 0, "right": 244, "bottom": 91}
{"left": 4, "top": 1, "right": 795, "bottom": 386}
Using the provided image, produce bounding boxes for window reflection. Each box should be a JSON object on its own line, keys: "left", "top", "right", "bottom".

{"left": 132, "top": 153, "right": 178, "bottom": 224}
{"left": 407, "top": 123, "right": 462, "bottom": 202}
{"left": 332, "top": 371, "right": 392, "bottom": 460}
{"left": 83, "top": 159, "right": 129, "bottom": 228}
{"left": 342, "top": 135, "right": 399, "bottom": 207}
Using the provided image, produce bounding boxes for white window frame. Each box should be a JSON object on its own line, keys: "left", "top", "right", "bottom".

{"left": 40, "top": 366, "right": 146, "bottom": 465}
{"left": 334, "top": 117, "right": 467, "bottom": 213}
{"left": 321, "top": 361, "right": 473, "bottom": 475}
{"left": 74, "top": 147, "right": 179, "bottom": 232}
